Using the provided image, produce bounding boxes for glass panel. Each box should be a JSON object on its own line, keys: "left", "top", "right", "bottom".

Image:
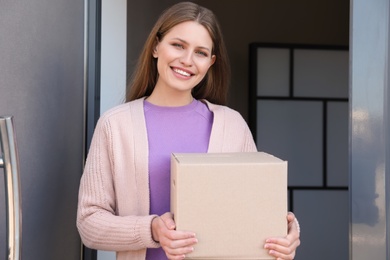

{"left": 294, "top": 190, "right": 349, "bottom": 259}
{"left": 257, "top": 48, "right": 290, "bottom": 97}
{"left": 256, "top": 100, "right": 323, "bottom": 186}
{"left": 327, "top": 101, "right": 349, "bottom": 186}
{"left": 294, "top": 49, "right": 349, "bottom": 98}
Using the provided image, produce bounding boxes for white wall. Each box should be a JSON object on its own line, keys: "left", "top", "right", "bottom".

{"left": 98, "top": 0, "right": 127, "bottom": 258}
{"left": 100, "top": 0, "right": 127, "bottom": 115}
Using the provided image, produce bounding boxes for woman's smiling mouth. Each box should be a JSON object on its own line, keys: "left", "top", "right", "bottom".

{"left": 172, "top": 67, "right": 193, "bottom": 77}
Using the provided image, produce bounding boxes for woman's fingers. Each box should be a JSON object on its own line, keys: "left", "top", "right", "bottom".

{"left": 154, "top": 212, "right": 198, "bottom": 259}
{"left": 162, "top": 236, "right": 197, "bottom": 259}
{"left": 160, "top": 212, "right": 176, "bottom": 230}
{"left": 264, "top": 236, "right": 300, "bottom": 260}
{"left": 161, "top": 229, "right": 197, "bottom": 246}
{"left": 263, "top": 212, "right": 301, "bottom": 260}
{"left": 162, "top": 233, "right": 197, "bottom": 259}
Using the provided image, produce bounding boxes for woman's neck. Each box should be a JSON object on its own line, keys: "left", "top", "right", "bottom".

{"left": 146, "top": 88, "right": 194, "bottom": 107}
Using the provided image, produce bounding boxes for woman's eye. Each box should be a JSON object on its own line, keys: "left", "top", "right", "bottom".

{"left": 196, "top": 51, "right": 208, "bottom": 57}
{"left": 172, "top": 43, "right": 183, "bottom": 48}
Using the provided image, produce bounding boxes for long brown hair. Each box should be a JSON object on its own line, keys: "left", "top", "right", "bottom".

{"left": 126, "top": 1, "right": 230, "bottom": 105}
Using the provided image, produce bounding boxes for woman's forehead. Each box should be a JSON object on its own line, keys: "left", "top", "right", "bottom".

{"left": 163, "top": 21, "right": 213, "bottom": 48}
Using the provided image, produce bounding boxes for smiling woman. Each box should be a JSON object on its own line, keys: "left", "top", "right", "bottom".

{"left": 76, "top": 2, "right": 300, "bottom": 260}
{"left": 149, "top": 21, "right": 216, "bottom": 106}
{"left": 126, "top": 2, "right": 231, "bottom": 107}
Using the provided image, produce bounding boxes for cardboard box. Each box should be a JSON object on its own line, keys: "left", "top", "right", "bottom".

{"left": 171, "top": 152, "right": 287, "bottom": 259}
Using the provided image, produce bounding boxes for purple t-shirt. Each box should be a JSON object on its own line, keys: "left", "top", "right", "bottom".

{"left": 144, "top": 99, "right": 213, "bottom": 259}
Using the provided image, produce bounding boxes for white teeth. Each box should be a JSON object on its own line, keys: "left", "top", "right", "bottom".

{"left": 173, "top": 68, "right": 191, "bottom": 77}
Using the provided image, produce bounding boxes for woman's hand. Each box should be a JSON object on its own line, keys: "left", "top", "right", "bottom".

{"left": 264, "top": 212, "right": 301, "bottom": 260}
{"left": 151, "top": 212, "right": 198, "bottom": 260}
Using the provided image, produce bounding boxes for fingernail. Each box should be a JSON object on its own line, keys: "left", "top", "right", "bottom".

{"left": 264, "top": 244, "right": 269, "bottom": 249}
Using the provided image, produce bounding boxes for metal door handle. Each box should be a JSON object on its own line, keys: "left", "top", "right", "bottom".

{"left": 0, "top": 116, "right": 22, "bottom": 260}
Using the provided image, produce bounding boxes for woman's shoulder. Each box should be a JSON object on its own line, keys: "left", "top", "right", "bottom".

{"left": 101, "top": 98, "right": 144, "bottom": 116}
{"left": 97, "top": 98, "right": 145, "bottom": 127}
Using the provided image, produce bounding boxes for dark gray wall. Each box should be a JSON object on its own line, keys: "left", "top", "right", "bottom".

{"left": 0, "top": 0, "right": 84, "bottom": 259}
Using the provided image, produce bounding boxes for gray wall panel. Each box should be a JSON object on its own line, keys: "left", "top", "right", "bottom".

{"left": 295, "top": 190, "right": 349, "bottom": 259}
{"left": 327, "top": 102, "right": 349, "bottom": 187}
{"left": 257, "top": 100, "right": 323, "bottom": 186}
{"left": 0, "top": 0, "right": 84, "bottom": 259}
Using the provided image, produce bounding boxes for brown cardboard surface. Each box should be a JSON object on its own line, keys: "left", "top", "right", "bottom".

{"left": 171, "top": 152, "right": 288, "bottom": 259}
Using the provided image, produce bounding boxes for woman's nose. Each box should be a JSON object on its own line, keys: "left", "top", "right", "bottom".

{"left": 180, "top": 51, "right": 193, "bottom": 66}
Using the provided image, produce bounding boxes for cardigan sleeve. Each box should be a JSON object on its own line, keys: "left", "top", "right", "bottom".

{"left": 76, "top": 113, "right": 160, "bottom": 252}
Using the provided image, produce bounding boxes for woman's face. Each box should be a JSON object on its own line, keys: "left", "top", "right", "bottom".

{"left": 153, "top": 21, "right": 216, "bottom": 98}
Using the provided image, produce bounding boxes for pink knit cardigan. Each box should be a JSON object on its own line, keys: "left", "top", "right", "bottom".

{"left": 76, "top": 98, "right": 257, "bottom": 260}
